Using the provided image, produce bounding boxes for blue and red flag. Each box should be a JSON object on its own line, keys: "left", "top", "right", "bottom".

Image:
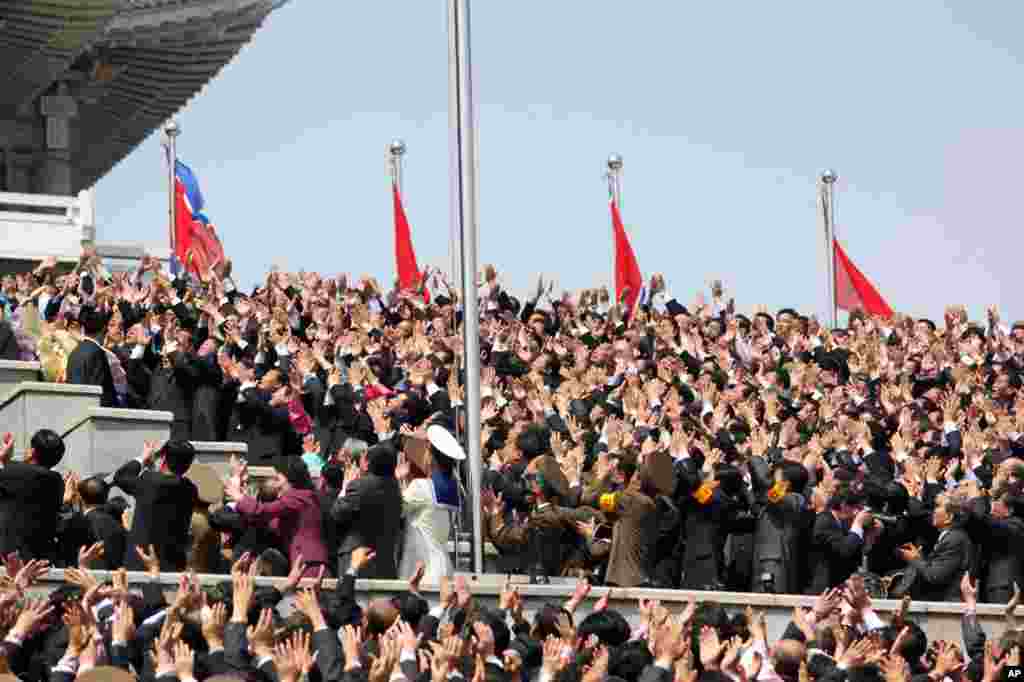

{"left": 168, "top": 154, "right": 224, "bottom": 278}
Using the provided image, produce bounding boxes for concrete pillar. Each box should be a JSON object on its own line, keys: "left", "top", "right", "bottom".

{"left": 5, "top": 150, "right": 34, "bottom": 194}
{"left": 37, "top": 148, "right": 74, "bottom": 196}
{"left": 36, "top": 85, "right": 78, "bottom": 196}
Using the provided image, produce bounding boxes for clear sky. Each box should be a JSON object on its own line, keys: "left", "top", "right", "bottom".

{"left": 96, "top": 1, "right": 1024, "bottom": 324}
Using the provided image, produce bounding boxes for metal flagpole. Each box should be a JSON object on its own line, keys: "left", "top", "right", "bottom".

{"left": 448, "top": 0, "right": 483, "bottom": 574}
{"left": 164, "top": 120, "right": 180, "bottom": 275}
{"left": 388, "top": 139, "right": 406, "bottom": 194}
{"left": 607, "top": 154, "right": 623, "bottom": 205}
{"left": 820, "top": 169, "right": 838, "bottom": 328}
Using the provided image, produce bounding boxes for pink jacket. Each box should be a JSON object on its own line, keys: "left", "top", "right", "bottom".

{"left": 237, "top": 487, "right": 328, "bottom": 568}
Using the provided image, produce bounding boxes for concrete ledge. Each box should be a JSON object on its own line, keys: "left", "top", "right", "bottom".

{"left": 191, "top": 441, "right": 248, "bottom": 477}
{"left": 0, "top": 360, "right": 41, "bottom": 393}
{"left": 16, "top": 569, "right": 1019, "bottom": 642}
{"left": 61, "top": 407, "right": 173, "bottom": 433}
{"left": 0, "top": 382, "right": 101, "bottom": 455}
{"left": 59, "top": 407, "right": 172, "bottom": 476}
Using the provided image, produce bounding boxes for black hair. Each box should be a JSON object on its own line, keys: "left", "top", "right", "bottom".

{"left": 609, "top": 640, "right": 653, "bottom": 682}
{"left": 272, "top": 456, "right": 314, "bottom": 491}
{"left": 30, "top": 429, "right": 65, "bottom": 469}
{"left": 79, "top": 306, "right": 107, "bottom": 336}
{"left": 845, "top": 664, "right": 884, "bottom": 682}
{"left": 828, "top": 485, "right": 863, "bottom": 511}
{"left": 161, "top": 440, "right": 196, "bottom": 476}
{"left": 392, "top": 593, "right": 429, "bottom": 630}
{"left": 516, "top": 423, "right": 550, "bottom": 460}
{"left": 322, "top": 463, "right": 344, "bottom": 489}
{"left": 577, "top": 610, "right": 631, "bottom": 648}
{"left": 367, "top": 443, "right": 398, "bottom": 477}
{"left": 475, "top": 607, "right": 510, "bottom": 655}
{"left": 779, "top": 461, "right": 810, "bottom": 494}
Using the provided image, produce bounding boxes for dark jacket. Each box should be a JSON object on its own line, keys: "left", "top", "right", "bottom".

{"left": 228, "top": 384, "right": 294, "bottom": 462}
{"left": 57, "top": 507, "right": 126, "bottom": 570}
{"left": 964, "top": 497, "right": 1024, "bottom": 604}
{"left": 114, "top": 459, "right": 198, "bottom": 571}
{"left": 189, "top": 352, "right": 224, "bottom": 442}
{"left": 907, "top": 526, "right": 973, "bottom": 602}
{"left": 0, "top": 320, "right": 21, "bottom": 361}
{"left": 0, "top": 462, "right": 63, "bottom": 560}
{"left": 148, "top": 352, "right": 197, "bottom": 441}
{"left": 331, "top": 473, "right": 403, "bottom": 579}
{"left": 65, "top": 337, "right": 116, "bottom": 407}
{"left": 807, "top": 511, "right": 864, "bottom": 594}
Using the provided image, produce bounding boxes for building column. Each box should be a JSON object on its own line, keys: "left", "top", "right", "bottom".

{"left": 36, "top": 85, "right": 78, "bottom": 196}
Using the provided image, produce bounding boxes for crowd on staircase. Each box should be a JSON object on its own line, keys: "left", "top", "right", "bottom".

{"left": 0, "top": 250, "right": 1023, "bottom": 598}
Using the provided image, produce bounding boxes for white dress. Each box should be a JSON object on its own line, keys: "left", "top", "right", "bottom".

{"left": 398, "top": 477, "right": 454, "bottom": 584}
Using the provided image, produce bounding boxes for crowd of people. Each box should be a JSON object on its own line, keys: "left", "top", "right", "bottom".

{"left": 2, "top": 539, "right": 1019, "bottom": 682}
{"left": 0, "top": 247, "right": 1022, "bottom": 606}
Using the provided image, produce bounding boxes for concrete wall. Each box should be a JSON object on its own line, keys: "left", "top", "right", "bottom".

{"left": 0, "top": 382, "right": 100, "bottom": 456}
{"left": 21, "top": 569, "right": 1014, "bottom": 643}
{"left": 59, "top": 407, "right": 172, "bottom": 476}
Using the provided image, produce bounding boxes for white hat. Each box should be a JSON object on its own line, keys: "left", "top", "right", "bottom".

{"left": 427, "top": 424, "right": 466, "bottom": 461}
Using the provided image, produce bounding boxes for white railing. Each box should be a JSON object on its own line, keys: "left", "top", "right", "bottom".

{"left": 0, "top": 190, "right": 94, "bottom": 263}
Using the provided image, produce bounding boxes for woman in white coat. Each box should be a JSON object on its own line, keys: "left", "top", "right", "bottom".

{"left": 396, "top": 424, "right": 464, "bottom": 584}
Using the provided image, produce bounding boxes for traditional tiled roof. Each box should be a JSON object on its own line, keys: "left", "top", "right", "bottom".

{"left": 0, "top": 1, "right": 122, "bottom": 116}
{"left": 0, "top": 0, "right": 291, "bottom": 192}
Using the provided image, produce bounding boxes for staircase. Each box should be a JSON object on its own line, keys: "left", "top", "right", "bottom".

{"left": 0, "top": 363, "right": 247, "bottom": 481}
{"left": 0, "top": 366, "right": 501, "bottom": 575}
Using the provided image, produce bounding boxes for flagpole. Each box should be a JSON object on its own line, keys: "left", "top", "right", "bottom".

{"left": 820, "top": 169, "right": 838, "bottom": 329}
{"left": 388, "top": 139, "right": 406, "bottom": 194}
{"left": 448, "top": 0, "right": 483, "bottom": 574}
{"left": 607, "top": 153, "right": 623, "bottom": 206}
{"left": 164, "top": 120, "right": 180, "bottom": 275}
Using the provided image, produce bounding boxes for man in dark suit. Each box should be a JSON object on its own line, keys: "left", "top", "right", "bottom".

{"left": 317, "top": 368, "right": 377, "bottom": 458}
{"left": 148, "top": 327, "right": 198, "bottom": 441}
{"left": 964, "top": 489, "right": 1024, "bottom": 604}
{"left": 331, "top": 442, "right": 403, "bottom": 578}
{"left": 227, "top": 364, "right": 295, "bottom": 462}
{"left": 0, "top": 429, "right": 65, "bottom": 561}
{"left": 0, "top": 318, "right": 20, "bottom": 360}
{"left": 65, "top": 306, "right": 116, "bottom": 407}
{"left": 898, "top": 494, "right": 973, "bottom": 602}
{"left": 807, "top": 487, "right": 872, "bottom": 594}
{"left": 58, "top": 476, "right": 126, "bottom": 570}
{"left": 319, "top": 462, "right": 344, "bottom": 576}
{"left": 750, "top": 459, "right": 813, "bottom": 594}
{"left": 114, "top": 439, "right": 198, "bottom": 571}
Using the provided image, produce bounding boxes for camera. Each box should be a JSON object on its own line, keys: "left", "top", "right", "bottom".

{"left": 79, "top": 270, "right": 94, "bottom": 297}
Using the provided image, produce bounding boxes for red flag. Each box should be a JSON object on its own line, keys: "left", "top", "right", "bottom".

{"left": 184, "top": 221, "right": 225, "bottom": 277}
{"left": 173, "top": 181, "right": 193, "bottom": 267}
{"left": 833, "top": 238, "right": 893, "bottom": 317}
{"left": 610, "top": 198, "right": 643, "bottom": 312}
{"left": 392, "top": 182, "right": 426, "bottom": 298}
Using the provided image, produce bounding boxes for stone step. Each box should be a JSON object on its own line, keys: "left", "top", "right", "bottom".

{"left": 0, "top": 382, "right": 101, "bottom": 457}
{"left": 59, "top": 407, "right": 172, "bottom": 476}
{"left": 12, "top": 568, "right": 982, "bottom": 644}
{"left": 0, "top": 360, "right": 41, "bottom": 394}
{"left": 190, "top": 441, "right": 248, "bottom": 478}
